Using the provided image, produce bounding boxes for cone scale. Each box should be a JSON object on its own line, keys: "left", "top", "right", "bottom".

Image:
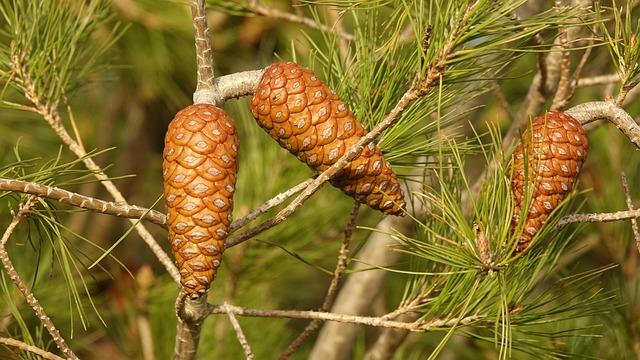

{"left": 162, "top": 104, "right": 239, "bottom": 298}
{"left": 250, "top": 62, "right": 405, "bottom": 215}
{"left": 511, "top": 112, "right": 588, "bottom": 253}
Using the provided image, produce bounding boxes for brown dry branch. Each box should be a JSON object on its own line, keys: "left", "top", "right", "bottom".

{"left": 0, "top": 176, "right": 314, "bottom": 242}
{"left": 557, "top": 208, "right": 640, "bottom": 227}
{"left": 242, "top": 1, "right": 355, "bottom": 41}
{"left": 576, "top": 74, "right": 620, "bottom": 87}
{"left": 174, "top": 292, "right": 209, "bottom": 360}
{"left": 279, "top": 203, "right": 360, "bottom": 360}
{"left": 565, "top": 101, "right": 640, "bottom": 149}
{"left": 0, "top": 337, "right": 65, "bottom": 360}
{"left": 550, "top": 1, "right": 571, "bottom": 111}
{"left": 223, "top": 302, "right": 255, "bottom": 360}
{"left": 191, "top": 0, "right": 218, "bottom": 104}
{"left": 209, "top": 303, "right": 481, "bottom": 332}
{"left": 213, "top": 69, "right": 264, "bottom": 101}
{"left": 10, "top": 52, "right": 181, "bottom": 283}
{"left": 228, "top": 178, "right": 314, "bottom": 233}
{"left": 621, "top": 173, "right": 640, "bottom": 255}
{"left": 0, "top": 178, "right": 167, "bottom": 225}
{"left": 0, "top": 197, "right": 78, "bottom": 360}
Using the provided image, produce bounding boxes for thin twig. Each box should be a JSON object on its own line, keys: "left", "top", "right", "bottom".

{"left": 0, "top": 337, "right": 65, "bottom": 360}
{"left": 229, "top": 178, "right": 314, "bottom": 233}
{"left": 0, "top": 176, "right": 313, "bottom": 236}
{"left": 279, "top": 203, "right": 360, "bottom": 359}
{"left": 242, "top": 2, "right": 355, "bottom": 41}
{"left": 557, "top": 208, "right": 640, "bottom": 227}
{"left": 565, "top": 101, "right": 640, "bottom": 150}
{"left": 0, "top": 178, "right": 167, "bottom": 225}
{"left": 550, "top": 1, "right": 571, "bottom": 111}
{"left": 224, "top": 302, "right": 255, "bottom": 360}
{"left": 191, "top": 0, "right": 218, "bottom": 104}
{"left": 10, "top": 52, "right": 181, "bottom": 283}
{"left": 0, "top": 198, "right": 78, "bottom": 359}
{"left": 561, "top": 44, "right": 592, "bottom": 104}
{"left": 209, "top": 304, "right": 480, "bottom": 332}
{"left": 621, "top": 173, "right": 640, "bottom": 255}
{"left": 576, "top": 74, "right": 620, "bottom": 87}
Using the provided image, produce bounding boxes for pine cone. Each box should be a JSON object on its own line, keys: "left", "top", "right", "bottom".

{"left": 162, "top": 104, "right": 239, "bottom": 298}
{"left": 250, "top": 62, "right": 405, "bottom": 215}
{"left": 511, "top": 112, "right": 588, "bottom": 253}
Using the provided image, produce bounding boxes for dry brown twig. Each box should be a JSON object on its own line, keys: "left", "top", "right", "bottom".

{"left": 0, "top": 197, "right": 78, "bottom": 359}
{"left": 241, "top": 1, "right": 355, "bottom": 41}
{"left": 550, "top": 1, "right": 572, "bottom": 111}
{"left": 0, "top": 177, "right": 313, "bottom": 239}
{"left": 209, "top": 303, "right": 481, "bottom": 332}
{"left": 621, "top": 173, "right": 640, "bottom": 255}
{"left": 0, "top": 337, "right": 65, "bottom": 360}
{"left": 576, "top": 73, "right": 620, "bottom": 87}
{"left": 279, "top": 203, "right": 361, "bottom": 360}
{"left": 223, "top": 302, "right": 255, "bottom": 360}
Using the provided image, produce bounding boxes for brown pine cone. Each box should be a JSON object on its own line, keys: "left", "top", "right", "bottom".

{"left": 511, "top": 112, "right": 588, "bottom": 253}
{"left": 162, "top": 104, "right": 239, "bottom": 298}
{"left": 250, "top": 62, "right": 405, "bottom": 215}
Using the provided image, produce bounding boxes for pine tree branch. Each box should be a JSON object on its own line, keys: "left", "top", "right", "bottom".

{"left": 565, "top": 101, "right": 640, "bottom": 149}
{"left": 0, "top": 176, "right": 314, "bottom": 241}
{"left": 0, "top": 197, "right": 78, "bottom": 360}
{"left": 279, "top": 203, "right": 360, "bottom": 360}
{"left": 576, "top": 74, "right": 620, "bottom": 87}
{"left": 0, "top": 337, "right": 65, "bottom": 360}
{"left": 213, "top": 70, "right": 264, "bottom": 101}
{"left": 10, "top": 52, "right": 181, "bottom": 284}
{"left": 621, "top": 172, "right": 640, "bottom": 255}
{"left": 241, "top": 1, "right": 355, "bottom": 41}
{"left": 223, "top": 302, "right": 254, "bottom": 360}
{"left": 550, "top": 1, "right": 572, "bottom": 111}
{"left": 174, "top": 291, "right": 209, "bottom": 360}
{"left": 191, "top": 0, "right": 219, "bottom": 105}
{"left": 0, "top": 178, "right": 167, "bottom": 225}
{"left": 208, "top": 303, "right": 481, "bottom": 332}
{"left": 557, "top": 208, "right": 640, "bottom": 227}
{"left": 228, "top": 178, "right": 314, "bottom": 233}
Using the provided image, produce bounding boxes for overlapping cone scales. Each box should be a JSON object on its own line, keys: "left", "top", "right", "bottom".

{"left": 511, "top": 112, "right": 588, "bottom": 253}
{"left": 162, "top": 104, "right": 239, "bottom": 298}
{"left": 250, "top": 62, "right": 405, "bottom": 215}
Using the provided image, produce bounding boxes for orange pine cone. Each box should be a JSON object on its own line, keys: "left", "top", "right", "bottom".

{"left": 250, "top": 62, "right": 405, "bottom": 215}
{"left": 511, "top": 112, "right": 588, "bottom": 253}
{"left": 162, "top": 104, "right": 239, "bottom": 298}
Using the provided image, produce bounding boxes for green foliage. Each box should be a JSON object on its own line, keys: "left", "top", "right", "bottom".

{"left": 598, "top": 0, "right": 640, "bottom": 92}
{"left": 0, "top": 0, "right": 123, "bottom": 108}
{"left": 390, "top": 129, "right": 613, "bottom": 359}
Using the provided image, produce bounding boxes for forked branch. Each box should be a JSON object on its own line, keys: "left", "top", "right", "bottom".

{"left": 0, "top": 197, "right": 78, "bottom": 359}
